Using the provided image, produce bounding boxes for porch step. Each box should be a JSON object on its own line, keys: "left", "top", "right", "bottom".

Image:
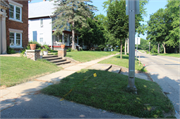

{"left": 54, "top": 60, "right": 71, "bottom": 65}
{"left": 43, "top": 56, "right": 62, "bottom": 60}
{"left": 49, "top": 59, "right": 66, "bottom": 63}
{"left": 42, "top": 55, "right": 71, "bottom": 66}
{"left": 43, "top": 55, "right": 58, "bottom": 58}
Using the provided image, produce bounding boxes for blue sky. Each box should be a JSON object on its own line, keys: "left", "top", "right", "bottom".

{"left": 30, "top": 0, "right": 168, "bottom": 39}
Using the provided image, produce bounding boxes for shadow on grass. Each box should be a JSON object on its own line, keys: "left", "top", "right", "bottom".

{"left": 1, "top": 70, "right": 177, "bottom": 118}
{"left": 115, "top": 55, "right": 129, "bottom": 59}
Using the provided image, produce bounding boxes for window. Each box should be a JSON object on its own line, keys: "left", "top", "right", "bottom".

{"left": 9, "top": 3, "right": 22, "bottom": 22}
{"left": 40, "top": 38, "right": 43, "bottom": 42}
{"left": 9, "top": 32, "right": 22, "bottom": 47}
{"left": 40, "top": 19, "right": 43, "bottom": 27}
{"left": 40, "top": 33, "right": 43, "bottom": 43}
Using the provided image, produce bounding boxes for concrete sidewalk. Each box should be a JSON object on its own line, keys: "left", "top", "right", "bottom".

{"left": 0, "top": 53, "right": 149, "bottom": 118}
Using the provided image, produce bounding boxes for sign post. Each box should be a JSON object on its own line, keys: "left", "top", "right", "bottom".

{"left": 126, "top": 0, "right": 139, "bottom": 94}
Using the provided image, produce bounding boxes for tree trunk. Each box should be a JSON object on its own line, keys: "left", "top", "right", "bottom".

{"left": 158, "top": 43, "right": 159, "bottom": 54}
{"left": 72, "top": 21, "right": 76, "bottom": 50}
{"left": 120, "top": 40, "right": 122, "bottom": 59}
{"left": 162, "top": 42, "right": 166, "bottom": 54}
{"left": 125, "top": 39, "right": 127, "bottom": 55}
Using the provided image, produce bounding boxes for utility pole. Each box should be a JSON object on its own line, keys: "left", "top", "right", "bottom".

{"left": 127, "top": 0, "right": 137, "bottom": 93}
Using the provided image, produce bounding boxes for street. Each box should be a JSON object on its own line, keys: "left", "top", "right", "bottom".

{"left": 137, "top": 51, "right": 180, "bottom": 115}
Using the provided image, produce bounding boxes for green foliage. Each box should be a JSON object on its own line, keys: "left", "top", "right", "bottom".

{"left": 51, "top": 0, "right": 97, "bottom": 50}
{"left": 66, "top": 48, "right": 72, "bottom": 52}
{"left": 147, "top": 0, "right": 180, "bottom": 53}
{"left": 138, "top": 38, "right": 149, "bottom": 50}
{"left": 151, "top": 45, "right": 158, "bottom": 53}
{"left": 76, "top": 16, "right": 106, "bottom": 49}
{"left": 7, "top": 46, "right": 16, "bottom": 54}
{"left": 42, "top": 45, "right": 50, "bottom": 51}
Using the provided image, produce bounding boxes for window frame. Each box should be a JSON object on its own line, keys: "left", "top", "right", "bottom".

{"left": 40, "top": 19, "right": 43, "bottom": 27}
{"left": 8, "top": 1, "right": 22, "bottom": 22}
{"left": 9, "top": 29, "right": 23, "bottom": 48}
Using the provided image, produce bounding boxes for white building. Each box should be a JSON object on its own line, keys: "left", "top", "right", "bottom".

{"left": 28, "top": 0, "right": 79, "bottom": 49}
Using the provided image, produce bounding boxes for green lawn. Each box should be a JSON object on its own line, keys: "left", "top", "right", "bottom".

{"left": 139, "top": 50, "right": 179, "bottom": 58}
{"left": 41, "top": 69, "right": 174, "bottom": 118}
{"left": 99, "top": 54, "right": 147, "bottom": 72}
{"left": 66, "top": 51, "right": 118, "bottom": 62}
{"left": 0, "top": 56, "right": 61, "bottom": 87}
{"left": 155, "top": 53, "right": 180, "bottom": 58}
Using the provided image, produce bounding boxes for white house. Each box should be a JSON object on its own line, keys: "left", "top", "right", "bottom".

{"left": 28, "top": 0, "right": 80, "bottom": 49}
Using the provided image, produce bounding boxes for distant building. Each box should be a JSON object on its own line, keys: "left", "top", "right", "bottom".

{"left": 28, "top": 0, "right": 80, "bottom": 50}
{"left": 0, "top": 0, "right": 28, "bottom": 54}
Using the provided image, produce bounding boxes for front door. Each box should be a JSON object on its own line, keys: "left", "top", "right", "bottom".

{"left": 33, "top": 31, "right": 37, "bottom": 42}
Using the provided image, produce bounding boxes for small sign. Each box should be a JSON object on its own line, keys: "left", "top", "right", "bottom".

{"left": 135, "top": 37, "right": 140, "bottom": 45}
{"left": 126, "top": 0, "right": 140, "bottom": 15}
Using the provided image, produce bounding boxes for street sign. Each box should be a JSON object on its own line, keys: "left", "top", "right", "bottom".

{"left": 135, "top": 37, "right": 140, "bottom": 45}
{"left": 126, "top": 0, "right": 139, "bottom": 15}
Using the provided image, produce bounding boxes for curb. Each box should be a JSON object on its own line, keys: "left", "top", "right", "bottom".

{"left": 105, "top": 65, "right": 112, "bottom": 71}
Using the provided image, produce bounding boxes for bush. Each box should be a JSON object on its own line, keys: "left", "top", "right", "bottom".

{"left": 151, "top": 46, "right": 157, "bottom": 53}
{"left": 66, "top": 48, "right": 72, "bottom": 52}
{"left": 7, "top": 46, "right": 16, "bottom": 54}
{"left": 27, "top": 41, "right": 42, "bottom": 50}
{"left": 42, "top": 45, "right": 50, "bottom": 51}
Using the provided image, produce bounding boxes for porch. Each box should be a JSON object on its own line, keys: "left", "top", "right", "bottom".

{"left": 51, "top": 30, "right": 81, "bottom": 50}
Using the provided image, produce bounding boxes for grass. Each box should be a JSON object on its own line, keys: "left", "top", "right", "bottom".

{"left": 139, "top": 50, "right": 179, "bottom": 58}
{"left": 41, "top": 69, "right": 174, "bottom": 118}
{"left": 99, "top": 54, "right": 147, "bottom": 72}
{"left": 66, "top": 51, "right": 118, "bottom": 62}
{"left": 0, "top": 56, "right": 61, "bottom": 87}
{"left": 153, "top": 53, "right": 180, "bottom": 58}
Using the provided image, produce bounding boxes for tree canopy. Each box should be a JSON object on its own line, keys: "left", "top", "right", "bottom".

{"left": 52, "top": 0, "right": 97, "bottom": 49}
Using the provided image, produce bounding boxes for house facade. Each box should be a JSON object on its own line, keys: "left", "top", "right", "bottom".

{"left": 0, "top": 0, "right": 28, "bottom": 54}
{"left": 28, "top": 0, "right": 80, "bottom": 50}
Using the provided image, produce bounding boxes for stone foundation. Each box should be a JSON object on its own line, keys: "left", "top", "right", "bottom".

{"left": 58, "top": 49, "right": 66, "bottom": 57}
{"left": 26, "top": 50, "right": 40, "bottom": 61}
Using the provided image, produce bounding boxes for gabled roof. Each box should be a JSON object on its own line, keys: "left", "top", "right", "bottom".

{"left": 28, "top": 1, "right": 57, "bottom": 18}
{"left": 0, "top": 0, "right": 9, "bottom": 9}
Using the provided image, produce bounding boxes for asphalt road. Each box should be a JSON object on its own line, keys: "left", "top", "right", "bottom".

{"left": 137, "top": 51, "right": 180, "bottom": 115}
{"left": 0, "top": 94, "right": 136, "bottom": 118}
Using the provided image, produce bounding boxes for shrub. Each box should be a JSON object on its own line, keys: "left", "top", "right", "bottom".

{"left": 7, "top": 46, "right": 16, "bottom": 54}
{"left": 151, "top": 46, "right": 157, "bottom": 53}
{"left": 42, "top": 45, "right": 50, "bottom": 51}
{"left": 66, "top": 48, "right": 72, "bottom": 52}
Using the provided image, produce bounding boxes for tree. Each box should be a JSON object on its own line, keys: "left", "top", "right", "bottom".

{"left": 165, "top": 0, "right": 180, "bottom": 52}
{"left": 52, "top": 0, "right": 97, "bottom": 50}
{"left": 138, "top": 38, "right": 149, "bottom": 50}
{"left": 76, "top": 15, "right": 106, "bottom": 50}
{"left": 107, "top": 0, "right": 129, "bottom": 59}
{"left": 147, "top": 8, "right": 169, "bottom": 53}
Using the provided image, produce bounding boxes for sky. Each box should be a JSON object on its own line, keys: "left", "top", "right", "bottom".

{"left": 30, "top": 0, "right": 168, "bottom": 39}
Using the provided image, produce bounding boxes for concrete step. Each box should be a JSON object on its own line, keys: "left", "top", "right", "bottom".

{"left": 49, "top": 59, "right": 67, "bottom": 63}
{"left": 108, "top": 66, "right": 121, "bottom": 74}
{"left": 54, "top": 60, "right": 71, "bottom": 65}
{"left": 43, "top": 55, "right": 58, "bottom": 58}
{"left": 43, "top": 56, "right": 62, "bottom": 60}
